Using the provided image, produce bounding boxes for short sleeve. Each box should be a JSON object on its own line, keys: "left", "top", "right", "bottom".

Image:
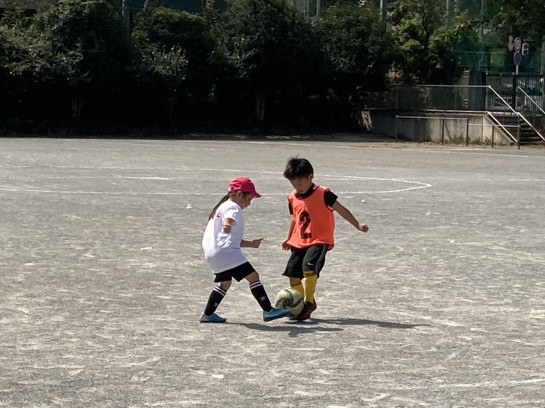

{"left": 223, "top": 207, "right": 241, "bottom": 223}
{"left": 324, "top": 189, "right": 337, "bottom": 207}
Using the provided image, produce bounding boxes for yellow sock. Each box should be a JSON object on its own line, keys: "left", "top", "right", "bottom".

{"left": 302, "top": 270, "right": 317, "bottom": 303}
{"left": 290, "top": 279, "right": 304, "bottom": 297}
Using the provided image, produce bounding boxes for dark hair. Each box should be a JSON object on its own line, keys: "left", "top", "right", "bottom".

{"left": 208, "top": 192, "right": 252, "bottom": 219}
{"left": 283, "top": 157, "right": 314, "bottom": 180}
{"left": 209, "top": 194, "right": 230, "bottom": 220}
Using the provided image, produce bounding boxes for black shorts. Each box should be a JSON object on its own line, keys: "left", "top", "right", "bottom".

{"left": 282, "top": 244, "right": 328, "bottom": 279}
{"left": 214, "top": 262, "right": 255, "bottom": 282}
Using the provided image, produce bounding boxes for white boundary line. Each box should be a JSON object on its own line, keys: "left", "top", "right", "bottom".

{"left": 0, "top": 178, "right": 431, "bottom": 196}
{"left": 0, "top": 167, "right": 433, "bottom": 195}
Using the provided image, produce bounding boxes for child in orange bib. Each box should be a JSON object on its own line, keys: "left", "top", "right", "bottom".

{"left": 282, "top": 157, "right": 369, "bottom": 321}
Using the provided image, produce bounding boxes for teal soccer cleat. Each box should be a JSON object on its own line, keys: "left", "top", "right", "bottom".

{"left": 263, "top": 307, "right": 290, "bottom": 322}
{"left": 200, "top": 313, "right": 227, "bottom": 323}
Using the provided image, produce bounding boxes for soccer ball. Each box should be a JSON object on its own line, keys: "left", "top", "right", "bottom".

{"left": 274, "top": 288, "right": 304, "bottom": 318}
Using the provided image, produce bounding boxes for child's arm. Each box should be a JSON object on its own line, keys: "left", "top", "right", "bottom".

{"left": 222, "top": 217, "right": 235, "bottom": 233}
{"left": 332, "top": 201, "right": 369, "bottom": 232}
{"left": 241, "top": 238, "right": 263, "bottom": 248}
{"left": 282, "top": 219, "right": 296, "bottom": 250}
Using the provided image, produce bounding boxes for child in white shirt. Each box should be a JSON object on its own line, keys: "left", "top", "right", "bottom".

{"left": 200, "top": 176, "right": 289, "bottom": 323}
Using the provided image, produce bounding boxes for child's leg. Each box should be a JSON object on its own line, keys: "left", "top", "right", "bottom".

{"left": 301, "top": 244, "right": 327, "bottom": 305}
{"left": 302, "top": 270, "right": 318, "bottom": 304}
{"left": 245, "top": 271, "right": 273, "bottom": 311}
{"left": 203, "top": 280, "right": 231, "bottom": 316}
{"left": 284, "top": 249, "right": 305, "bottom": 295}
{"left": 289, "top": 277, "right": 304, "bottom": 296}
{"left": 295, "top": 245, "right": 327, "bottom": 322}
{"left": 247, "top": 271, "right": 290, "bottom": 321}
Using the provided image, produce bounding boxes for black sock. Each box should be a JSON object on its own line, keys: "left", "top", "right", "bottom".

{"left": 249, "top": 280, "right": 272, "bottom": 311}
{"left": 203, "top": 286, "right": 226, "bottom": 316}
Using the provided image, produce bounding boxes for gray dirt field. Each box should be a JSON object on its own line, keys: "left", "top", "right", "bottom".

{"left": 0, "top": 137, "right": 544, "bottom": 408}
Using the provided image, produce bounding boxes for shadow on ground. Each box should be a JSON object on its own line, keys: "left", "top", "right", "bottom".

{"left": 233, "top": 318, "right": 427, "bottom": 337}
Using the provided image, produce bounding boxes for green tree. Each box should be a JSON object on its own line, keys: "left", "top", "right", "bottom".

{"left": 0, "top": 7, "right": 36, "bottom": 130}
{"left": 29, "top": 0, "right": 131, "bottom": 128}
{"left": 390, "top": 0, "right": 446, "bottom": 84}
{"left": 486, "top": 0, "right": 545, "bottom": 73}
{"left": 213, "top": 0, "right": 321, "bottom": 124}
{"left": 132, "top": 6, "right": 214, "bottom": 128}
{"left": 488, "top": 0, "right": 545, "bottom": 43}
{"left": 315, "top": 1, "right": 396, "bottom": 115}
{"left": 390, "top": 0, "right": 477, "bottom": 84}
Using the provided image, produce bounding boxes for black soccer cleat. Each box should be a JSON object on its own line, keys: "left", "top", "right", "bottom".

{"left": 296, "top": 300, "right": 317, "bottom": 321}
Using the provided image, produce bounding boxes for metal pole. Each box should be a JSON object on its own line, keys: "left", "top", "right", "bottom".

{"left": 491, "top": 124, "right": 495, "bottom": 148}
{"left": 122, "top": 0, "right": 130, "bottom": 33}
{"left": 481, "top": 116, "right": 484, "bottom": 144}
{"left": 445, "top": 0, "right": 454, "bottom": 28}
{"left": 542, "top": 40, "right": 545, "bottom": 110}
{"left": 479, "top": 0, "right": 485, "bottom": 69}
{"left": 380, "top": 0, "right": 387, "bottom": 23}
{"left": 479, "top": 0, "right": 485, "bottom": 38}
{"left": 466, "top": 118, "right": 469, "bottom": 146}
{"left": 512, "top": 74, "right": 517, "bottom": 110}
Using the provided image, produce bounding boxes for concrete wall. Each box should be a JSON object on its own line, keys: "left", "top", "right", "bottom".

{"left": 368, "top": 110, "right": 512, "bottom": 146}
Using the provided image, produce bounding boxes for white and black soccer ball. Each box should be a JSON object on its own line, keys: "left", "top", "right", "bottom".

{"left": 274, "top": 288, "right": 304, "bottom": 318}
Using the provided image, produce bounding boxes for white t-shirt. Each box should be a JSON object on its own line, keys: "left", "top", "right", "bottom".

{"left": 202, "top": 200, "right": 247, "bottom": 274}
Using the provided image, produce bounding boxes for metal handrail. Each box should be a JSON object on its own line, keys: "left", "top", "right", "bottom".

{"left": 517, "top": 87, "right": 545, "bottom": 116}
{"left": 516, "top": 87, "right": 545, "bottom": 142}
{"left": 486, "top": 112, "right": 520, "bottom": 146}
{"left": 485, "top": 86, "right": 520, "bottom": 144}
{"left": 486, "top": 85, "right": 518, "bottom": 114}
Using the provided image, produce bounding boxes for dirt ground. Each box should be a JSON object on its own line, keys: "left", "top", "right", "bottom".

{"left": 1, "top": 137, "right": 544, "bottom": 407}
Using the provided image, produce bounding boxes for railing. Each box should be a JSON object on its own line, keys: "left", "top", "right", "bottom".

{"left": 367, "top": 85, "right": 480, "bottom": 111}
{"left": 516, "top": 87, "right": 545, "bottom": 142}
{"left": 485, "top": 86, "right": 521, "bottom": 145}
{"left": 370, "top": 84, "right": 544, "bottom": 147}
{"left": 395, "top": 115, "right": 468, "bottom": 144}
{"left": 395, "top": 114, "right": 520, "bottom": 147}
{"left": 368, "top": 84, "right": 545, "bottom": 113}
{"left": 486, "top": 112, "right": 520, "bottom": 147}
{"left": 487, "top": 74, "right": 543, "bottom": 108}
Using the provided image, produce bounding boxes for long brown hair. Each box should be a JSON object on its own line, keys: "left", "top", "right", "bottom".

{"left": 209, "top": 193, "right": 230, "bottom": 220}
{"left": 208, "top": 192, "right": 253, "bottom": 219}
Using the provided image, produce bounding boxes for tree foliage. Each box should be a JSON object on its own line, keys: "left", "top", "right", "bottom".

{"left": 1, "top": 0, "right": 542, "bottom": 134}
{"left": 489, "top": 0, "right": 545, "bottom": 43}
{"left": 390, "top": 0, "right": 448, "bottom": 84}
{"left": 315, "top": 1, "right": 396, "bottom": 107}
{"left": 22, "top": 0, "right": 132, "bottom": 127}
{"left": 214, "top": 0, "right": 321, "bottom": 123}
{"left": 133, "top": 6, "right": 215, "bottom": 100}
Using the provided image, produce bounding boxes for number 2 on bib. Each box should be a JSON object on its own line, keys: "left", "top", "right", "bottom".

{"left": 299, "top": 211, "right": 311, "bottom": 238}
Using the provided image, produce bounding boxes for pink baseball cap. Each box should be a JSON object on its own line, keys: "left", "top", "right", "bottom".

{"left": 228, "top": 176, "right": 261, "bottom": 198}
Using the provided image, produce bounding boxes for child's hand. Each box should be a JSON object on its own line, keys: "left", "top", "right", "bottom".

{"left": 252, "top": 238, "right": 263, "bottom": 248}
{"left": 358, "top": 223, "right": 369, "bottom": 233}
{"left": 281, "top": 240, "right": 291, "bottom": 250}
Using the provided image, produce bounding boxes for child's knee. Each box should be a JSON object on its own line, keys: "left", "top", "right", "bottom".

{"left": 289, "top": 277, "right": 302, "bottom": 285}
{"left": 218, "top": 281, "right": 232, "bottom": 291}
{"left": 245, "top": 271, "right": 260, "bottom": 283}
